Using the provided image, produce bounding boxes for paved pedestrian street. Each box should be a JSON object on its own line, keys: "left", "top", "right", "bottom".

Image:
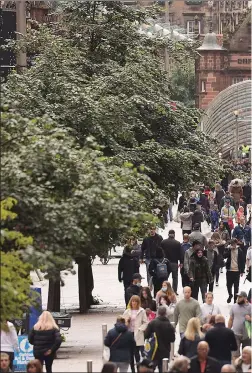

{"left": 32, "top": 207, "right": 251, "bottom": 372}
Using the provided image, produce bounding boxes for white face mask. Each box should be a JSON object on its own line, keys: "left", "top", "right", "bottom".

{"left": 162, "top": 287, "right": 167, "bottom": 292}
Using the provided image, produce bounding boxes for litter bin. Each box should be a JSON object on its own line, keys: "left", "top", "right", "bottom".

{"left": 51, "top": 312, "right": 72, "bottom": 330}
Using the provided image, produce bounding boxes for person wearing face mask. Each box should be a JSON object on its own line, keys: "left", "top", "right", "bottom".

{"left": 228, "top": 291, "right": 251, "bottom": 363}
{"left": 223, "top": 239, "right": 245, "bottom": 303}
{"left": 125, "top": 274, "right": 143, "bottom": 306}
{"left": 188, "top": 248, "right": 213, "bottom": 303}
{"left": 155, "top": 281, "right": 176, "bottom": 306}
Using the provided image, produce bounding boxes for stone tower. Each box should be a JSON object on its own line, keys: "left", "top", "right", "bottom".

{"left": 195, "top": 32, "right": 227, "bottom": 109}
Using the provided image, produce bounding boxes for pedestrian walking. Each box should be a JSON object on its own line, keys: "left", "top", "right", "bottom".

{"left": 0, "top": 353, "right": 12, "bottom": 373}
{"left": 158, "top": 295, "right": 176, "bottom": 322}
{"left": 188, "top": 341, "right": 221, "bottom": 373}
{"left": 123, "top": 295, "right": 148, "bottom": 373}
{"left": 223, "top": 239, "right": 245, "bottom": 303}
{"left": 141, "top": 226, "right": 163, "bottom": 285}
{"left": 118, "top": 246, "right": 140, "bottom": 306}
{"left": 0, "top": 321, "right": 19, "bottom": 370}
{"left": 221, "top": 199, "right": 236, "bottom": 236}
{"left": 155, "top": 281, "right": 176, "bottom": 305}
{"left": 125, "top": 273, "right": 143, "bottom": 306}
{"left": 215, "top": 183, "right": 225, "bottom": 211}
{"left": 183, "top": 240, "right": 201, "bottom": 288}
{"left": 101, "top": 362, "right": 117, "bottom": 373}
{"left": 192, "top": 204, "right": 204, "bottom": 232}
{"left": 28, "top": 311, "right": 62, "bottom": 373}
{"left": 144, "top": 306, "right": 175, "bottom": 373}
{"left": 200, "top": 292, "right": 221, "bottom": 324}
{"left": 220, "top": 191, "right": 235, "bottom": 211}
{"left": 234, "top": 346, "right": 252, "bottom": 373}
{"left": 217, "top": 221, "right": 230, "bottom": 242}
{"left": 180, "top": 234, "right": 192, "bottom": 288}
{"left": 26, "top": 360, "right": 43, "bottom": 373}
{"left": 189, "top": 224, "right": 208, "bottom": 248}
{"left": 210, "top": 205, "right": 219, "bottom": 232}
{"left": 232, "top": 217, "right": 248, "bottom": 259}
{"left": 140, "top": 287, "right": 156, "bottom": 313}
{"left": 228, "top": 291, "right": 251, "bottom": 361}
{"left": 174, "top": 287, "right": 201, "bottom": 337}
{"left": 211, "top": 231, "right": 226, "bottom": 274}
{"left": 229, "top": 180, "right": 243, "bottom": 211}
{"left": 161, "top": 230, "right": 182, "bottom": 295}
{"left": 205, "top": 314, "right": 237, "bottom": 367}
{"left": 188, "top": 247, "right": 213, "bottom": 302}
{"left": 204, "top": 240, "right": 219, "bottom": 291}
{"left": 178, "top": 317, "right": 203, "bottom": 358}
{"left": 148, "top": 247, "right": 171, "bottom": 297}
{"left": 199, "top": 187, "right": 210, "bottom": 215}
{"left": 104, "top": 316, "right": 135, "bottom": 372}
{"left": 180, "top": 207, "right": 193, "bottom": 235}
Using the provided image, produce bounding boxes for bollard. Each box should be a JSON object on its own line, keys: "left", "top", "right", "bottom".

{"left": 102, "top": 324, "right": 107, "bottom": 357}
{"left": 162, "top": 358, "right": 169, "bottom": 373}
{"left": 170, "top": 321, "right": 175, "bottom": 362}
{"left": 87, "top": 360, "right": 93, "bottom": 373}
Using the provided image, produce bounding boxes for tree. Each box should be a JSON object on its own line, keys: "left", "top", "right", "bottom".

{"left": 1, "top": 198, "right": 33, "bottom": 328}
{"left": 1, "top": 109, "right": 158, "bottom": 311}
{"left": 3, "top": 1, "right": 223, "bottom": 196}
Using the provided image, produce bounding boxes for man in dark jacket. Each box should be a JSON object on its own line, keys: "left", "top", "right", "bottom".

{"left": 161, "top": 230, "right": 182, "bottom": 294}
{"left": 204, "top": 240, "right": 218, "bottom": 291}
{"left": 144, "top": 306, "right": 175, "bottom": 373}
{"left": 205, "top": 314, "right": 237, "bottom": 367}
{"left": 223, "top": 239, "right": 245, "bottom": 303}
{"left": 192, "top": 204, "right": 204, "bottom": 232}
{"left": 232, "top": 217, "right": 249, "bottom": 259}
{"left": 118, "top": 247, "right": 140, "bottom": 306}
{"left": 199, "top": 188, "right": 210, "bottom": 214}
{"left": 188, "top": 248, "right": 213, "bottom": 302}
{"left": 220, "top": 191, "right": 235, "bottom": 210}
{"left": 104, "top": 316, "right": 135, "bottom": 372}
{"left": 125, "top": 273, "right": 143, "bottom": 305}
{"left": 141, "top": 226, "right": 163, "bottom": 285}
{"left": 189, "top": 341, "right": 221, "bottom": 373}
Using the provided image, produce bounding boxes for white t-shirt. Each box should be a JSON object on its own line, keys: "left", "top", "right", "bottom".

{"left": 201, "top": 303, "right": 221, "bottom": 323}
{"left": 242, "top": 363, "right": 251, "bottom": 372}
{"left": 246, "top": 248, "right": 252, "bottom": 262}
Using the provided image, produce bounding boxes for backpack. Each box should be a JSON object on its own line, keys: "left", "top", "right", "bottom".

{"left": 156, "top": 259, "right": 168, "bottom": 279}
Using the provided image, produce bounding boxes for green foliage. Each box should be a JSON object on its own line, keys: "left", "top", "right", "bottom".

{"left": 1, "top": 198, "right": 33, "bottom": 327}
{"left": 170, "top": 61, "right": 196, "bottom": 107}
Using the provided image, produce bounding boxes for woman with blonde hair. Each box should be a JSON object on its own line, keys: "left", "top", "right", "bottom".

{"left": 123, "top": 295, "right": 148, "bottom": 373}
{"left": 178, "top": 317, "right": 203, "bottom": 358}
{"left": 156, "top": 281, "right": 176, "bottom": 305}
{"left": 28, "top": 311, "right": 62, "bottom": 373}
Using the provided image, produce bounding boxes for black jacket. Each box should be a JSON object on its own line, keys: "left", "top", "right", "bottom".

{"left": 215, "top": 190, "right": 225, "bottom": 207}
{"left": 203, "top": 250, "right": 218, "bottom": 273}
{"left": 118, "top": 252, "right": 139, "bottom": 284}
{"left": 161, "top": 238, "right": 182, "bottom": 264}
{"left": 141, "top": 298, "right": 157, "bottom": 312}
{"left": 178, "top": 335, "right": 202, "bottom": 358}
{"left": 28, "top": 328, "right": 62, "bottom": 356}
{"left": 125, "top": 284, "right": 141, "bottom": 305}
{"left": 205, "top": 322, "right": 237, "bottom": 361}
{"left": 189, "top": 356, "right": 221, "bottom": 373}
{"left": 141, "top": 234, "right": 163, "bottom": 260}
{"left": 199, "top": 193, "right": 210, "bottom": 212}
{"left": 149, "top": 257, "right": 171, "bottom": 283}
{"left": 192, "top": 210, "right": 204, "bottom": 227}
{"left": 144, "top": 316, "right": 175, "bottom": 360}
{"left": 178, "top": 196, "right": 187, "bottom": 211}
{"left": 104, "top": 322, "right": 135, "bottom": 363}
{"left": 223, "top": 247, "right": 245, "bottom": 274}
{"left": 188, "top": 252, "right": 213, "bottom": 284}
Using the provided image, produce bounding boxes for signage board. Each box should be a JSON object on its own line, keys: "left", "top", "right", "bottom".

{"left": 229, "top": 55, "right": 252, "bottom": 68}
{"left": 13, "top": 335, "right": 34, "bottom": 372}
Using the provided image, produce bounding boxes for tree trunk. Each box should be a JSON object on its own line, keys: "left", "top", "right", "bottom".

{"left": 47, "top": 278, "right": 61, "bottom": 312}
{"left": 78, "top": 257, "right": 94, "bottom": 313}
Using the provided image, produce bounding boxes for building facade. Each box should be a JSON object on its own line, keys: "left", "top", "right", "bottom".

{"left": 195, "top": 11, "right": 251, "bottom": 109}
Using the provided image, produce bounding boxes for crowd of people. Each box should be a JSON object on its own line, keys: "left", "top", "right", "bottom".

{"left": 109, "top": 181, "right": 252, "bottom": 372}
{"left": 1, "top": 181, "right": 251, "bottom": 373}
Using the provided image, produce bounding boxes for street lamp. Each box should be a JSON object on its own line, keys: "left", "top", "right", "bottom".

{"left": 234, "top": 109, "right": 239, "bottom": 159}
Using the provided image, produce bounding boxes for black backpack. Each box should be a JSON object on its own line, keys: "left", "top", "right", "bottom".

{"left": 156, "top": 259, "right": 168, "bottom": 279}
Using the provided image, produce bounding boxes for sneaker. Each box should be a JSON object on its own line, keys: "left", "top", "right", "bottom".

{"left": 216, "top": 282, "right": 219, "bottom": 286}
{"left": 227, "top": 295, "right": 233, "bottom": 303}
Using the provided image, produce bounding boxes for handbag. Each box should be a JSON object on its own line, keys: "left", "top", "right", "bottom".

{"left": 103, "top": 332, "right": 122, "bottom": 361}
{"left": 144, "top": 332, "right": 158, "bottom": 361}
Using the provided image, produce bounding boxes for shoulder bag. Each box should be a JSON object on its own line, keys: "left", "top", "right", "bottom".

{"left": 103, "top": 332, "right": 122, "bottom": 361}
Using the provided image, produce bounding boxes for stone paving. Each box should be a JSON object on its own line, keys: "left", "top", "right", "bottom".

{"left": 31, "top": 207, "right": 251, "bottom": 372}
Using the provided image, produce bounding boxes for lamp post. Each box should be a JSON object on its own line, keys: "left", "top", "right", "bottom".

{"left": 234, "top": 109, "right": 239, "bottom": 159}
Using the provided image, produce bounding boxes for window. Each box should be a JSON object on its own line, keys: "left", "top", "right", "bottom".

{"left": 232, "top": 77, "right": 246, "bottom": 84}
{"left": 201, "top": 80, "right": 206, "bottom": 92}
{"left": 187, "top": 20, "right": 201, "bottom": 34}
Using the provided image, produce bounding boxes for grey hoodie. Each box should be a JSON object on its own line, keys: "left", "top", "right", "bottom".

{"left": 180, "top": 212, "right": 193, "bottom": 230}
